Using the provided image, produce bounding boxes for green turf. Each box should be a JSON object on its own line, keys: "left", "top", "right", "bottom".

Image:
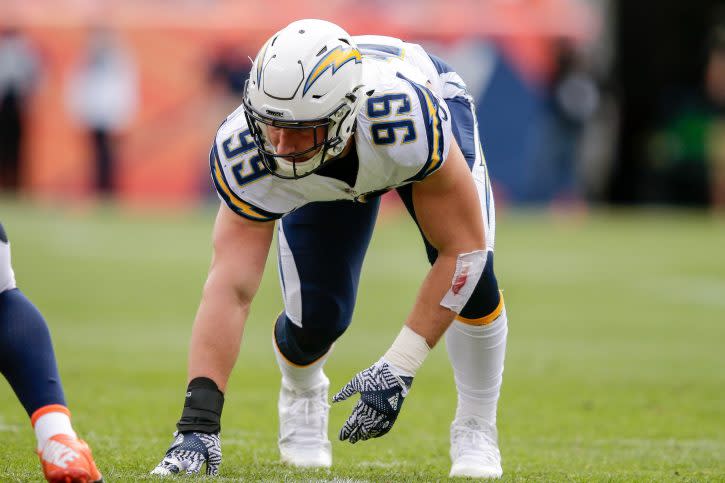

{"left": 1, "top": 200, "right": 724, "bottom": 482}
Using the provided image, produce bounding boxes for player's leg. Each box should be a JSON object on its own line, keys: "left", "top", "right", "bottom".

{"left": 0, "top": 223, "right": 102, "bottom": 483}
{"left": 274, "top": 198, "right": 380, "bottom": 467}
{"left": 397, "top": 85, "right": 508, "bottom": 478}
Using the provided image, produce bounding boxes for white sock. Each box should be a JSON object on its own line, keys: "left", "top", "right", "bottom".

{"left": 273, "top": 339, "right": 330, "bottom": 391}
{"left": 33, "top": 409, "right": 77, "bottom": 451}
{"left": 445, "top": 308, "right": 508, "bottom": 425}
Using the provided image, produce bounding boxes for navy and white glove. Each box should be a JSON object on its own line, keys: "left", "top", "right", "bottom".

{"left": 332, "top": 359, "right": 413, "bottom": 443}
{"left": 151, "top": 431, "right": 221, "bottom": 476}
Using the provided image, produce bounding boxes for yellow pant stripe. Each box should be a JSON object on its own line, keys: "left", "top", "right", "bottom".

{"left": 455, "top": 291, "right": 504, "bottom": 326}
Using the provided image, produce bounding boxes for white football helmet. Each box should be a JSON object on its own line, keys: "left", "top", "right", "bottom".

{"left": 243, "top": 19, "right": 365, "bottom": 179}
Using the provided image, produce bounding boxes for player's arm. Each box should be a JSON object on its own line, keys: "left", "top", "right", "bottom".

{"left": 187, "top": 202, "right": 275, "bottom": 391}
{"left": 404, "top": 136, "right": 485, "bottom": 346}
{"left": 152, "top": 203, "right": 274, "bottom": 476}
{"left": 153, "top": 122, "right": 283, "bottom": 475}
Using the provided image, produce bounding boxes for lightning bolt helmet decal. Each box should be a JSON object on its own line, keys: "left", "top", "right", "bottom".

{"left": 303, "top": 45, "right": 362, "bottom": 96}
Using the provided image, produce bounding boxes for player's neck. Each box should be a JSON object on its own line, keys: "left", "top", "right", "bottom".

{"left": 338, "top": 137, "right": 355, "bottom": 159}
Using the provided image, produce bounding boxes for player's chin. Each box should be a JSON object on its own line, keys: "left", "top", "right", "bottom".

{"left": 289, "top": 147, "right": 322, "bottom": 164}
{"left": 291, "top": 155, "right": 315, "bottom": 164}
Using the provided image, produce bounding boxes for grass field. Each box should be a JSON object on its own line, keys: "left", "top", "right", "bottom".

{"left": 1, "top": 199, "right": 724, "bottom": 482}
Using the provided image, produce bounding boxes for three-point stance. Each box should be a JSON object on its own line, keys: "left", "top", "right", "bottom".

{"left": 152, "top": 19, "right": 508, "bottom": 479}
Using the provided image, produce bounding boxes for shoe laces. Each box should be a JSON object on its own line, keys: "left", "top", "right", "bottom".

{"left": 280, "top": 383, "right": 330, "bottom": 443}
{"left": 451, "top": 418, "right": 500, "bottom": 462}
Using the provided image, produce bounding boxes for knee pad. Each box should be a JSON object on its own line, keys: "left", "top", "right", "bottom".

{"left": 275, "top": 274, "right": 356, "bottom": 365}
{"left": 0, "top": 224, "right": 16, "bottom": 293}
{"left": 274, "top": 312, "right": 342, "bottom": 366}
{"left": 441, "top": 250, "right": 489, "bottom": 314}
{"left": 456, "top": 251, "right": 502, "bottom": 324}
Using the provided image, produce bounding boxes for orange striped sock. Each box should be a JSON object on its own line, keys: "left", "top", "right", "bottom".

{"left": 31, "top": 404, "right": 76, "bottom": 451}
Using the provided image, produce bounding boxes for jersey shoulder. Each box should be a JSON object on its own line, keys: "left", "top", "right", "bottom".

{"left": 357, "top": 58, "right": 453, "bottom": 181}
{"left": 210, "top": 106, "right": 286, "bottom": 222}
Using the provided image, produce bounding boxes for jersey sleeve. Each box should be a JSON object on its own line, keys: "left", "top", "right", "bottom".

{"left": 209, "top": 120, "right": 284, "bottom": 222}
{"left": 399, "top": 74, "right": 453, "bottom": 181}
{"left": 358, "top": 69, "right": 453, "bottom": 184}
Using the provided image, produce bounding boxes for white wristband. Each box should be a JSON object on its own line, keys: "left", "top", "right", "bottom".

{"left": 383, "top": 325, "right": 431, "bottom": 377}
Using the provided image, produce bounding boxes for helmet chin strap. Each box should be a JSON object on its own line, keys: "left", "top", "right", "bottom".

{"left": 328, "top": 138, "right": 344, "bottom": 156}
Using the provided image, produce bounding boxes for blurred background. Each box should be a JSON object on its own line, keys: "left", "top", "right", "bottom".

{"left": 1, "top": 0, "right": 724, "bottom": 210}
{"left": 2, "top": 2, "right": 725, "bottom": 479}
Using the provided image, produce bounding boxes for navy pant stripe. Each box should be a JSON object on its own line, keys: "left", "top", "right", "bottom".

{"left": 446, "top": 96, "right": 478, "bottom": 170}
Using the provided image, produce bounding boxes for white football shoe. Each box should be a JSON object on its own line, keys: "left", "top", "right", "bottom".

{"left": 449, "top": 417, "right": 503, "bottom": 479}
{"left": 278, "top": 376, "right": 332, "bottom": 468}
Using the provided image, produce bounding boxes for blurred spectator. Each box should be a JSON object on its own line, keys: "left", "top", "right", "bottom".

{"left": 645, "top": 18, "right": 725, "bottom": 207}
{"left": 201, "top": 43, "right": 252, "bottom": 199}
{"left": 706, "top": 23, "right": 725, "bottom": 209}
{"left": 526, "top": 39, "right": 601, "bottom": 204}
{"left": 0, "top": 28, "right": 40, "bottom": 192}
{"left": 66, "top": 27, "right": 137, "bottom": 196}
{"left": 208, "top": 44, "right": 252, "bottom": 102}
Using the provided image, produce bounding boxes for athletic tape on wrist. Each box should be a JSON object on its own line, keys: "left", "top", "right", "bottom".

{"left": 383, "top": 325, "right": 431, "bottom": 377}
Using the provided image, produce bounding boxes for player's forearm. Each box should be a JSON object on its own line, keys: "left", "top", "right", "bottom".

{"left": 187, "top": 284, "right": 253, "bottom": 392}
{"left": 387, "top": 248, "right": 483, "bottom": 377}
{"left": 404, "top": 252, "right": 459, "bottom": 347}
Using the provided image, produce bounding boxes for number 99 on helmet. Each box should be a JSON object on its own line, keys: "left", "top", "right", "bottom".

{"left": 243, "top": 19, "right": 365, "bottom": 179}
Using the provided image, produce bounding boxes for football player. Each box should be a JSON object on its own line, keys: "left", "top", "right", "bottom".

{"left": 152, "top": 19, "right": 508, "bottom": 479}
{"left": 0, "top": 222, "right": 103, "bottom": 483}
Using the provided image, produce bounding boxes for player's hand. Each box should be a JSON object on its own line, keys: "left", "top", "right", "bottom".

{"left": 150, "top": 431, "right": 221, "bottom": 476}
{"left": 332, "top": 358, "right": 413, "bottom": 443}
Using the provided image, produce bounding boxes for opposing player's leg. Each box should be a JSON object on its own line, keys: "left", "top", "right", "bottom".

{"left": 397, "top": 83, "right": 507, "bottom": 478}
{"left": 0, "top": 223, "right": 102, "bottom": 483}
{"left": 274, "top": 198, "right": 380, "bottom": 467}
